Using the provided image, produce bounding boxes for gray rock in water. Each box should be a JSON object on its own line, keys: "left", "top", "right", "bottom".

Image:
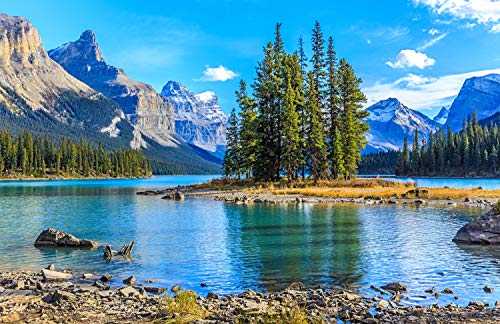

{"left": 381, "top": 282, "right": 407, "bottom": 292}
{"left": 453, "top": 209, "right": 500, "bottom": 244}
{"left": 161, "top": 191, "right": 185, "bottom": 200}
{"left": 123, "top": 276, "right": 136, "bottom": 286}
{"left": 34, "top": 228, "right": 98, "bottom": 248}
{"left": 171, "top": 284, "right": 181, "bottom": 294}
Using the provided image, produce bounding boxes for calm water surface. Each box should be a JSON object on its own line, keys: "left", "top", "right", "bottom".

{"left": 360, "top": 175, "right": 500, "bottom": 190}
{"left": 0, "top": 175, "right": 499, "bottom": 306}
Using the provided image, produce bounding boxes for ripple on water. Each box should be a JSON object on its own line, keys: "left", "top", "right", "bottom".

{"left": 0, "top": 176, "right": 498, "bottom": 306}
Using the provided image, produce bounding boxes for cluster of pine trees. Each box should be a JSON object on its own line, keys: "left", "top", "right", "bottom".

{"left": 223, "top": 22, "right": 369, "bottom": 182}
{"left": 358, "top": 151, "right": 398, "bottom": 175}
{"left": 395, "top": 113, "right": 499, "bottom": 177}
{"left": 0, "top": 130, "right": 151, "bottom": 178}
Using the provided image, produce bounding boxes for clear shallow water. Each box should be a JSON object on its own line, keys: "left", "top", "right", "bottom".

{"left": 0, "top": 175, "right": 499, "bottom": 306}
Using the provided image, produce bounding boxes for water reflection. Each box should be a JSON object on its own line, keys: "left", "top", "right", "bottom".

{"left": 0, "top": 177, "right": 499, "bottom": 306}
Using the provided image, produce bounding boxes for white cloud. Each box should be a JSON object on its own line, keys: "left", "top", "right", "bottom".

{"left": 195, "top": 65, "right": 238, "bottom": 82}
{"left": 465, "top": 22, "right": 477, "bottom": 28}
{"left": 428, "top": 28, "right": 440, "bottom": 35}
{"left": 363, "top": 68, "right": 500, "bottom": 110}
{"left": 367, "top": 39, "right": 372, "bottom": 45}
{"left": 491, "top": 23, "right": 500, "bottom": 33}
{"left": 386, "top": 49, "right": 436, "bottom": 69}
{"left": 417, "top": 33, "right": 448, "bottom": 50}
{"left": 414, "top": 0, "right": 500, "bottom": 25}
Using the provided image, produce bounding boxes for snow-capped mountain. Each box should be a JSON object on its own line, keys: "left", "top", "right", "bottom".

{"left": 432, "top": 106, "right": 450, "bottom": 124}
{"left": 161, "top": 81, "right": 228, "bottom": 156}
{"left": 445, "top": 74, "right": 500, "bottom": 131}
{"left": 365, "top": 98, "right": 441, "bottom": 152}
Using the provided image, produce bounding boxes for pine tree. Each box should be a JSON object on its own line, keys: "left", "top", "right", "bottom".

{"left": 325, "top": 36, "right": 343, "bottom": 179}
{"left": 305, "top": 71, "right": 328, "bottom": 183}
{"left": 236, "top": 80, "right": 258, "bottom": 177}
{"left": 281, "top": 75, "right": 300, "bottom": 181}
{"left": 337, "top": 59, "right": 369, "bottom": 179}
{"left": 310, "top": 21, "right": 327, "bottom": 105}
{"left": 223, "top": 108, "right": 241, "bottom": 178}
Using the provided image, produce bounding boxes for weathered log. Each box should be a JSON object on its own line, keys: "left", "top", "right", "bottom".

{"left": 118, "top": 240, "right": 134, "bottom": 257}
{"left": 103, "top": 245, "right": 113, "bottom": 261}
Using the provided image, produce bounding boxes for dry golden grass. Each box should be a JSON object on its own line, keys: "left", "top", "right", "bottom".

{"left": 196, "top": 177, "right": 500, "bottom": 200}
{"left": 159, "top": 290, "right": 209, "bottom": 323}
{"left": 266, "top": 187, "right": 500, "bottom": 200}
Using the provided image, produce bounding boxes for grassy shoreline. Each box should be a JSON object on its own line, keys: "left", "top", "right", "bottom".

{"left": 191, "top": 178, "right": 500, "bottom": 201}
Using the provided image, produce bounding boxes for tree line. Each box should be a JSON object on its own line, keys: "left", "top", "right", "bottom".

{"left": 0, "top": 129, "right": 151, "bottom": 178}
{"left": 394, "top": 112, "right": 499, "bottom": 177}
{"left": 223, "top": 22, "right": 369, "bottom": 183}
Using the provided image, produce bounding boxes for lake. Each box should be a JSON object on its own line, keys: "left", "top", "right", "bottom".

{"left": 0, "top": 175, "right": 499, "bottom": 307}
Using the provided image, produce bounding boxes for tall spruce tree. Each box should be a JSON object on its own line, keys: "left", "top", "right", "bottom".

{"left": 236, "top": 80, "right": 258, "bottom": 177}
{"left": 325, "top": 36, "right": 344, "bottom": 179}
{"left": 281, "top": 66, "right": 301, "bottom": 181}
{"left": 310, "top": 21, "right": 327, "bottom": 106}
{"left": 305, "top": 71, "right": 329, "bottom": 183}
{"left": 337, "top": 59, "right": 369, "bottom": 179}
{"left": 223, "top": 108, "right": 241, "bottom": 178}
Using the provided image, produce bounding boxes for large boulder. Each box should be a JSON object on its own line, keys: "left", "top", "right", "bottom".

{"left": 34, "top": 228, "right": 98, "bottom": 248}
{"left": 453, "top": 209, "right": 500, "bottom": 244}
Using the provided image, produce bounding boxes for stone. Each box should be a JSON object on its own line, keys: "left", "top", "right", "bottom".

{"left": 52, "top": 290, "right": 76, "bottom": 302}
{"left": 441, "top": 288, "right": 453, "bottom": 294}
{"left": 453, "top": 208, "right": 500, "bottom": 244}
{"left": 171, "top": 284, "right": 181, "bottom": 294}
{"left": 200, "top": 282, "right": 208, "bottom": 287}
{"left": 286, "top": 282, "right": 306, "bottom": 291}
{"left": 425, "top": 287, "right": 435, "bottom": 294}
{"left": 380, "top": 282, "right": 407, "bottom": 292}
{"left": 123, "top": 276, "right": 135, "bottom": 286}
{"left": 468, "top": 301, "right": 485, "bottom": 309}
{"left": 161, "top": 191, "right": 185, "bottom": 200}
{"left": 376, "top": 300, "right": 389, "bottom": 310}
{"left": 119, "top": 286, "right": 140, "bottom": 298}
{"left": 34, "top": 228, "right": 98, "bottom": 248}
{"left": 206, "top": 292, "right": 219, "bottom": 299}
{"left": 143, "top": 286, "right": 166, "bottom": 295}
{"left": 100, "top": 274, "right": 112, "bottom": 283}
{"left": 484, "top": 285, "right": 494, "bottom": 293}
{"left": 46, "top": 264, "right": 56, "bottom": 271}
{"left": 41, "top": 269, "right": 72, "bottom": 282}
{"left": 82, "top": 273, "right": 93, "bottom": 279}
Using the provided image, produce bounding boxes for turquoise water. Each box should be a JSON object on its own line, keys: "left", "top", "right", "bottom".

{"left": 360, "top": 175, "right": 500, "bottom": 190}
{"left": 0, "top": 175, "right": 499, "bottom": 307}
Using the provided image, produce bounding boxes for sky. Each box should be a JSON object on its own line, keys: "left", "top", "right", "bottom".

{"left": 2, "top": 0, "right": 499, "bottom": 117}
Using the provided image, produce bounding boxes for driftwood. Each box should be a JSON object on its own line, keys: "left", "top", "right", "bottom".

{"left": 103, "top": 241, "right": 134, "bottom": 260}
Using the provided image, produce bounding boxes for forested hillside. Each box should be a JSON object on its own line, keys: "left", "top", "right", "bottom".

{"left": 0, "top": 129, "right": 151, "bottom": 178}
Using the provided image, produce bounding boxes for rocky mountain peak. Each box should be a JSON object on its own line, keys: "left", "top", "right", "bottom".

{"left": 48, "top": 29, "right": 104, "bottom": 66}
{"left": 0, "top": 14, "right": 92, "bottom": 111}
{"left": 161, "top": 81, "right": 195, "bottom": 100}
{"left": 445, "top": 73, "right": 500, "bottom": 131}
{"left": 433, "top": 106, "right": 450, "bottom": 124}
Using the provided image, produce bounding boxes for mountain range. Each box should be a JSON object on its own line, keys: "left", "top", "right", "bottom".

{"left": 365, "top": 73, "right": 500, "bottom": 153}
{"left": 0, "top": 14, "right": 226, "bottom": 174}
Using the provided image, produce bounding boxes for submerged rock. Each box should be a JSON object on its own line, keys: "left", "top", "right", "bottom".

{"left": 34, "top": 228, "right": 98, "bottom": 248}
{"left": 453, "top": 208, "right": 500, "bottom": 244}
{"left": 161, "top": 191, "right": 185, "bottom": 200}
{"left": 41, "top": 269, "right": 72, "bottom": 282}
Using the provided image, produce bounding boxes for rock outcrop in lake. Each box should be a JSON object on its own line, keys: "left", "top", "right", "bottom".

{"left": 453, "top": 208, "right": 500, "bottom": 244}
{"left": 34, "top": 228, "right": 98, "bottom": 248}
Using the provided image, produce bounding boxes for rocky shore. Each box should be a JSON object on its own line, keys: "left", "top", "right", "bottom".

{"left": 138, "top": 186, "right": 498, "bottom": 209}
{"left": 1, "top": 269, "right": 499, "bottom": 323}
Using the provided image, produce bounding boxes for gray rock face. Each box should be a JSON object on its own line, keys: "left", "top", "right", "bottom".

{"left": 49, "top": 30, "right": 175, "bottom": 149}
{"left": 433, "top": 106, "right": 450, "bottom": 124}
{"left": 453, "top": 209, "right": 500, "bottom": 244}
{"left": 34, "top": 228, "right": 98, "bottom": 248}
{"left": 161, "top": 81, "right": 227, "bottom": 155}
{"left": 365, "top": 98, "right": 441, "bottom": 152}
{"left": 445, "top": 74, "right": 500, "bottom": 132}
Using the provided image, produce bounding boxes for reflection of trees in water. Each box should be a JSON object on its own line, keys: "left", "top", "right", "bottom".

{"left": 231, "top": 204, "right": 362, "bottom": 292}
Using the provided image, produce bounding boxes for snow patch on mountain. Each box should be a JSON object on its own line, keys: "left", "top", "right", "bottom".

{"left": 433, "top": 106, "right": 450, "bottom": 124}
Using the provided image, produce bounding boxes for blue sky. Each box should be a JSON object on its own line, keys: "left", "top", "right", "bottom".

{"left": 2, "top": 0, "right": 499, "bottom": 117}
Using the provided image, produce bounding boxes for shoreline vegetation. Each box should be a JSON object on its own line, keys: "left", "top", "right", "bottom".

{"left": 156, "top": 178, "right": 500, "bottom": 208}
{"left": 0, "top": 268, "right": 499, "bottom": 323}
